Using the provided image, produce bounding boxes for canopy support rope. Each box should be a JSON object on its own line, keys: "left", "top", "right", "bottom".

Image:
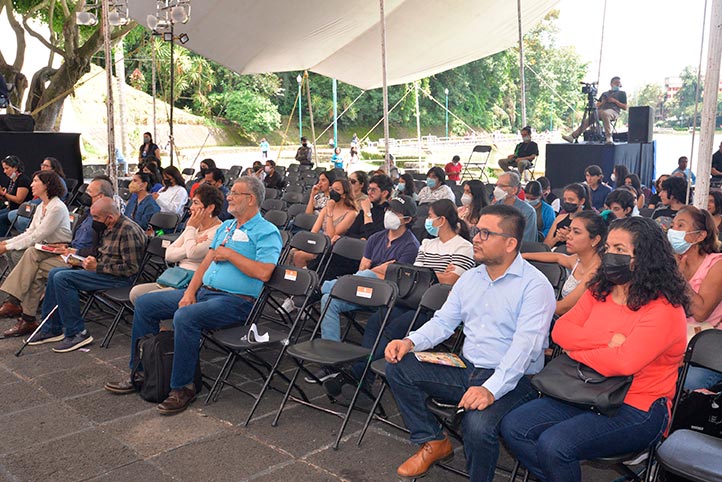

{"left": 359, "top": 85, "right": 413, "bottom": 146}
{"left": 313, "top": 89, "right": 366, "bottom": 145}
{"left": 686, "top": 0, "right": 709, "bottom": 204}
{"left": 596, "top": 0, "right": 607, "bottom": 84}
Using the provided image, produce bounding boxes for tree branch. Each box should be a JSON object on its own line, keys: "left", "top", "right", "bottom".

{"left": 22, "top": 0, "right": 66, "bottom": 58}
{"left": 2, "top": 0, "right": 27, "bottom": 70}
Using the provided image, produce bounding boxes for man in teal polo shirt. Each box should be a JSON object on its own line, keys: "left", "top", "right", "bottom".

{"left": 104, "top": 176, "right": 282, "bottom": 415}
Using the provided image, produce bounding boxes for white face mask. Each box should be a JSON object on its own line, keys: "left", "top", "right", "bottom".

{"left": 611, "top": 173, "right": 616, "bottom": 183}
{"left": 493, "top": 186, "right": 508, "bottom": 202}
{"left": 461, "top": 193, "right": 472, "bottom": 206}
{"left": 384, "top": 210, "right": 402, "bottom": 230}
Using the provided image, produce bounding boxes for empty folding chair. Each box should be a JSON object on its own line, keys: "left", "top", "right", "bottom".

{"left": 528, "top": 260, "right": 568, "bottom": 300}
{"left": 520, "top": 241, "right": 551, "bottom": 253}
{"left": 286, "top": 203, "right": 306, "bottom": 220}
{"left": 263, "top": 209, "right": 289, "bottom": 230}
{"left": 279, "top": 230, "right": 331, "bottom": 270}
{"left": 5, "top": 201, "right": 37, "bottom": 236}
{"left": 291, "top": 212, "right": 317, "bottom": 232}
{"left": 118, "top": 187, "right": 131, "bottom": 202}
{"left": 66, "top": 183, "right": 88, "bottom": 207}
{"left": 264, "top": 187, "right": 280, "bottom": 200}
{"left": 148, "top": 211, "right": 180, "bottom": 234}
{"left": 261, "top": 198, "right": 285, "bottom": 213}
{"left": 282, "top": 191, "right": 305, "bottom": 205}
{"left": 284, "top": 184, "right": 304, "bottom": 194}
{"left": 273, "top": 275, "right": 398, "bottom": 449}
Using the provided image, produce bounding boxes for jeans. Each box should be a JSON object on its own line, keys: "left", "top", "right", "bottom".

{"left": 0, "top": 208, "right": 11, "bottom": 236}
{"left": 684, "top": 366, "right": 722, "bottom": 391}
{"left": 7, "top": 209, "right": 31, "bottom": 233}
{"left": 500, "top": 397, "right": 669, "bottom": 482}
{"left": 129, "top": 287, "right": 253, "bottom": 389}
{"left": 385, "top": 355, "right": 537, "bottom": 482}
{"left": 319, "top": 269, "right": 377, "bottom": 341}
{"left": 40, "top": 267, "right": 132, "bottom": 337}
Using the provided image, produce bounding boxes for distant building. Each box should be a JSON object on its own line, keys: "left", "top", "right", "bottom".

{"left": 665, "top": 75, "right": 722, "bottom": 101}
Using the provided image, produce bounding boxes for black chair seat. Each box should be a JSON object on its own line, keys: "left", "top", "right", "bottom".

{"left": 426, "top": 398, "right": 458, "bottom": 420}
{"left": 656, "top": 429, "right": 722, "bottom": 482}
{"left": 101, "top": 286, "right": 132, "bottom": 303}
{"left": 210, "top": 324, "right": 287, "bottom": 350}
{"left": 287, "top": 339, "right": 370, "bottom": 365}
{"left": 370, "top": 358, "right": 387, "bottom": 377}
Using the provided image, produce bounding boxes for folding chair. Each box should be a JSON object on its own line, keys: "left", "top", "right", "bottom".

{"left": 181, "top": 167, "right": 195, "bottom": 179}
{"left": 520, "top": 241, "right": 551, "bottom": 253}
{"left": 292, "top": 212, "right": 317, "bottom": 232}
{"left": 264, "top": 187, "right": 280, "bottom": 200}
{"left": 273, "top": 275, "right": 398, "bottom": 449}
{"left": 5, "top": 201, "right": 37, "bottom": 236}
{"left": 287, "top": 203, "right": 306, "bottom": 220}
{"left": 279, "top": 230, "right": 331, "bottom": 271}
{"left": 118, "top": 187, "right": 131, "bottom": 202}
{"left": 651, "top": 329, "right": 722, "bottom": 482}
{"left": 284, "top": 184, "right": 303, "bottom": 194}
{"left": 461, "top": 145, "right": 492, "bottom": 183}
{"left": 287, "top": 163, "right": 300, "bottom": 173}
{"left": 263, "top": 209, "right": 289, "bottom": 229}
{"left": 149, "top": 211, "right": 180, "bottom": 234}
{"left": 357, "top": 283, "right": 452, "bottom": 445}
{"left": 66, "top": 183, "right": 88, "bottom": 208}
{"left": 261, "top": 198, "right": 285, "bottom": 213}
{"left": 202, "top": 266, "right": 319, "bottom": 418}
{"left": 528, "top": 260, "right": 568, "bottom": 300}
{"left": 282, "top": 191, "right": 305, "bottom": 205}
{"left": 64, "top": 178, "right": 79, "bottom": 197}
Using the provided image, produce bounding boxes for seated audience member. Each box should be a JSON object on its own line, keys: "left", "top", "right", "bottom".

{"left": 345, "top": 174, "right": 393, "bottom": 240}
{"left": 538, "top": 176, "right": 560, "bottom": 213}
{"left": 203, "top": 168, "right": 231, "bottom": 220}
{"left": 652, "top": 175, "right": 687, "bottom": 232}
{"left": 0, "top": 155, "right": 32, "bottom": 235}
{"left": 524, "top": 181, "right": 555, "bottom": 240}
{"left": 523, "top": 211, "right": 606, "bottom": 316}
{"left": 27, "top": 198, "right": 147, "bottom": 351}
{"left": 393, "top": 172, "right": 418, "bottom": 203}
{"left": 544, "top": 183, "right": 592, "bottom": 249}
{"left": 104, "top": 177, "right": 282, "bottom": 415}
{"left": 616, "top": 184, "right": 641, "bottom": 216}
{"left": 384, "top": 204, "right": 556, "bottom": 481}
{"left": 671, "top": 156, "right": 696, "bottom": 184}
{"left": 611, "top": 164, "right": 630, "bottom": 188}
{"left": 124, "top": 172, "right": 161, "bottom": 230}
{"left": 417, "top": 167, "right": 456, "bottom": 205}
{"left": 305, "top": 171, "right": 335, "bottom": 214}
{"left": 324, "top": 199, "right": 475, "bottom": 392}
{"left": 141, "top": 160, "right": 163, "bottom": 193}
{"left": 499, "top": 126, "right": 538, "bottom": 174}
{"left": 647, "top": 174, "right": 669, "bottom": 209}
{"left": 668, "top": 206, "right": 722, "bottom": 389}
{"left": 457, "top": 179, "right": 488, "bottom": 233}
{"left": 444, "top": 155, "right": 462, "bottom": 182}
{"left": 188, "top": 158, "right": 216, "bottom": 197}
{"left": 707, "top": 191, "right": 722, "bottom": 238}
{"left": 349, "top": 170, "right": 369, "bottom": 209}
{"left": 245, "top": 161, "right": 264, "bottom": 179}
{"left": 501, "top": 216, "right": 688, "bottom": 482}
{"left": 584, "top": 165, "right": 612, "bottom": 212}
{"left": 262, "top": 160, "right": 285, "bottom": 190}
{"left": 493, "top": 172, "right": 537, "bottom": 243}
{"left": 0, "top": 178, "right": 114, "bottom": 332}
{"left": 602, "top": 188, "right": 636, "bottom": 222}
{"left": 7, "top": 157, "right": 69, "bottom": 234}
{"left": 152, "top": 165, "right": 188, "bottom": 216}
{"left": 623, "top": 173, "right": 646, "bottom": 211}
{"left": 129, "top": 184, "right": 224, "bottom": 304}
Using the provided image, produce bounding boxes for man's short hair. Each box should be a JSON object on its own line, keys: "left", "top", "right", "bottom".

{"left": 501, "top": 171, "right": 521, "bottom": 192}
{"left": 91, "top": 179, "right": 114, "bottom": 198}
{"left": 205, "top": 167, "right": 225, "bottom": 184}
{"left": 585, "top": 165, "right": 603, "bottom": 177}
{"left": 605, "top": 189, "right": 636, "bottom": 212}
{"left": 611, "top": 76, "right": 621, "bottom": 83}
{"left": 369, "top": 174, "right": 393, "bottom": 198}
{"left": 662, "top": 175, "right": 688, "bottom": 202}
{"left": 480, "top": 204, "right": 525, "bottom": 251}
{"left": 678, "top": 156, "right": 688, "bottom": 164}
{"left": 237, "top": 175, "right": 265, "bottom": 207}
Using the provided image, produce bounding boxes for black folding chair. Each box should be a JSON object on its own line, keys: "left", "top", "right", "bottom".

{"left": 282, "top": 191, "right": 305, "bottom": 205}
{"left": 273, "top": 275, "right": 398, "bottom": 449}
{"left": 461, "top": 145, "right": 492, "bottom": 183}
{"left": 279, "top": 230, "right": 331, "bottom": 271}
{"left": 287, "top": 203, "right": 306, "bottom": 220}
{"left": 149, "top": 211, "right": 180, "bottom": 234}
{"left": 66, "top": 183, "right": 88, "bottom": 208}
{"left": 284, "top": 184, "right": 303, "bottom": 194}
{"left": 357, "top": 283, "right": 452, "bottom": 445}
{"left": 528, "top": 260, "right": 568, "bottom": 300}
{"left": 263, "top": 209, "right": 289, "bottom": 230}
{"left": 261, "top": 198, "right": 285, "bottom": 213}
{"left": 264, "top": 187, "right": 280, "bottom": 200}
{"left": 5, "top": 201, "right": 37, "bottom": 236}
{"left": 292, "top": 212, "right": 317, "bottom": 232}
{"left": 520, "top": 241, "right": 551, "bottom": 253}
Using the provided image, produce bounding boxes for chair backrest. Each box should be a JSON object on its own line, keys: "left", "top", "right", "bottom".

{"left": 16, "top": 201, "right": 37, "bottom": 219}
{"left": 285, "top": 184, "right": 303, "bottom": 193}
{"left": 149, "top": 212, "right": 180, "bottom": 232}
{"left": 687, "top": 329, "right": 722, "bottom": 373}
{"left": 287, "top": 203, "right": 307, "bottom": 219}
{"left": 119, "top": 187, "right": 131, "bottom": 202}
{"left": 528, "top": 260, "right": 568, "bottom": 299}
{"left": 419, "top": 283, "right": 452, "bottom": 312}
{"left": 265, "top": 264, "right": 319, "bottom": 298}
{"left": 265, "top": 187, "right": 280, "bottom": 200}
{"left": 228, "top": 165, "right": 243, "bottom": 178}
{"left": 639, "top": 207, "right": 654, "bottom": 218}
{"left": 279, "top": 229, "right": 291, "bottom": 248}
{"left": 65, "top": 178, "right": 79, "bottom": 195}
{"left": 330, "top": 236, "right": 367, "bottom": 261}
{"left": 472, "top": 145, "right": 492, "bottom": 153}
{"left": 329, "top": 274, "right": 398, "bottom": 309}
{"left": 264, "top": 209, "right": 289, "bottom": 229}
{"left": 292, "top": 212, "right": 318, "bottom": 231}
{"left": 261, "top": 198, "right": 285, "bottom": 213}
{"left": 287, "top": 163, "right": 300, "bottom": 173}
{"left": 68, "top": 212, "right": 79, "bottom": 232}
{"left": 521, "top": 241, "right": 551, "bottom": 253}
{"left": 148, "top": 234, "right": 170, "bottom": 258}
{"left": 282, "top": 191, "right": 305, "bottom": 204}
{"left": 288, "top": 230, "right": 330, "bottom": 256}
{"left": 182, "top": 168, "right": 195, "bottom": 177}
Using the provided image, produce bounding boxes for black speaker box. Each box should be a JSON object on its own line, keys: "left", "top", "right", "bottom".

{"left": 0, "top": 114, "right": 35, "bottom": 132}
{"left": 628, "top": 106, "right": 654, "bottom": 143}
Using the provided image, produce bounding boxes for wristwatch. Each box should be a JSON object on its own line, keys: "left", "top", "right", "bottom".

{"left": 365, "top": 210, "right": 373, "bottom": 218}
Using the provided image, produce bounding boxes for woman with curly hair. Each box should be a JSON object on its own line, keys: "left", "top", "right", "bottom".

{"left": 501, "top": 216, "right": 689, "bottom": 482}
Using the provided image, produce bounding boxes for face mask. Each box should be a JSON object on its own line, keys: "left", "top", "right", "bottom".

{"left": 92, "top": 219, "right": 107, "bottom": 233}
{"left": 9, "top": 172, "right": 16, "bottom": 180}
{"left": 522, "top": 136, "right": 531, "bottom": 142}
{"left": 302, "top": 142, "right": 308, "bottom": 147}
{"left": 562, "top": 202, "right": 578, "bottom": 213}
{"left": 426, "top": 178, "right": 436, "bottom": 189}
{"left": 527, "top": 198, "right": 541, "bottom": 206}
{"left": 396, "top": 183, "right": 405, "bottom": 192}
{"left": 667, "top": 228, "right": 698, "bottom": 254}
{"left": 461, "top": 193, "right": 472, "bottom": 206}
{"left": 425, "top": 218, "right": 439, "bottom": 237}
{"left": 452, "top": 160, "right": 458, "bottom": 164}
{"left": 602, "top": 253, "right": 633, "bottom": 285}
{"left": 612, "top": 86, "right": 620, "bottom": 92}
{"left": 128, "top": 182, "right": 141, "bottom": 193}
{"left": 493, "top": 186, "right": 507, "bottom": 202}
{"left": 384, "top": 210, "right": 401, "bottom": 230}
{"left": 611, "top": 173, "right": 616, "bottom": 183}
{"left": 264, "top": 166, "right": 271, "bottom": 173}
{"left": 329, "top": 190, "right": 342, "bottom": 202}
{"left": 163, "top": 179, "right": 172, "bottom": 187}
{"left": 143, "top": 137, "right": 150, "bottom": 144}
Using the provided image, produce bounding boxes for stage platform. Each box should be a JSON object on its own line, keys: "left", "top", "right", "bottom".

{"left": 0, "top": 132, "right": 83, "bottom": 183}
{"left": 545, "top": 142, "right": 656, "bottom": 188}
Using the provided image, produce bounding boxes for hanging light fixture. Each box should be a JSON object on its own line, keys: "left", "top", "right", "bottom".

{"left": 146, "top": 0, "right": 191, "bottom": 32}
{"left": 76, "top": 0, "right": 130, "bottom": 27}
{"left": 76, "top": 2, "right": 99, "bottom": 26}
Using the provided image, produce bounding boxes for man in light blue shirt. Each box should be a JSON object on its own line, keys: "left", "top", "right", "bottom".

{"left": 493, "top": 171, "right": 538, "bottom": 242}
{"left": 385, "top": 204, "right": 556, "bottom": 481}
{"left": 671, "top": 156, "right": 696, "bottom": 184}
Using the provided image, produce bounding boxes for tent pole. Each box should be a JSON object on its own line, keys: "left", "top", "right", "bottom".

{"left": 304, "top": 71, "right": 318, "bottom": 167}
{"left": 686, "top": 0, "right": 708, "bottom": 205}
{"left": 516, "top": 0, "right": 527, "bottom": 128}
{"left": 102, "top": 0, "right": 117, "bottom": 192}
{"left": 379, "top": 0, "right": 391, "bottom": 171}
{"left": 152, "top": 36, "right": 157, "bottom": 144}
{"left": 332, "top": 78, "right": 338, "bottom": 148}
{"left": 415, "top": 81, "right": 422, "bottom": 166}
{"left": 694, "top": 0, "right": 722, "bottom": 208}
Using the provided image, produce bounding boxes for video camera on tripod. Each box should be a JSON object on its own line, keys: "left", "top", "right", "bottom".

{"left": 581, "top": 82, "right": 598, "bottom": 105}
{"left": 577, "top": 82, "right": 605, "bottom": 143}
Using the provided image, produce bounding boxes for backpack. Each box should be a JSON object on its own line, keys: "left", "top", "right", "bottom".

{"left": 131, "top": 331, "right": 202, "bottom": 403}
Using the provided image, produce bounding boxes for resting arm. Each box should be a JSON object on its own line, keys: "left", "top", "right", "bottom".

{"left": 522, "top": 252, "right": 574, "bottom": 269}
{"left": 688, "top": 258, "right": 722, "bottom": 322}
{"left": 552, "top": 291, "right": 612, "bottom": 351}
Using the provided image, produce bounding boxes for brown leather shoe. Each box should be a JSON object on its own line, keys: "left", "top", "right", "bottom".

{"left": 157, "top": 386, "right": 196, "bottom": 415}
{"left": 104, "top": 379, "right": 137, "bottom": 395}
{"left": 3, "top": 319, "right": 39, "bottom": 338}
{"left": 397, "top": 435, "right": 453, "bottom": 478}
{"left": 0, "top": 302, "right": 22, "bottom": 318}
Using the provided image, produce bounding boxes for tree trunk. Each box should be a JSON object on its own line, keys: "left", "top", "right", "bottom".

{"left": 32, "top": 57, "right": 91, "bottom": 131}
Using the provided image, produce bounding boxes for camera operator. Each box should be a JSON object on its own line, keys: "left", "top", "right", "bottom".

{"left": 563, "top": 76, "right": 627, "bottom": 144}
{"left": 499, "top": 126, "right": 538, "bottom": 174}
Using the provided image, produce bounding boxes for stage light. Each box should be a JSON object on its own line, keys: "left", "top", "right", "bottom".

{"left": 178, "top": 33, "right": 190, "bottom": 44}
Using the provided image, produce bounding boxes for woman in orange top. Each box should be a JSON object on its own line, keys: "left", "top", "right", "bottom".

{"left": 501, "top": 217, "right": 688, "bottom": 482}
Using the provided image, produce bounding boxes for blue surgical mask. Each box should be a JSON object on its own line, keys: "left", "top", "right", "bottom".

{"left": 612, "top": 86, "right": 620, "bottom": 92}
{"left": 527, "top": 198, "right": 541, "bottom": 206}
{"left": 425, "top": 218, "right": 439, "bottom": 237}
{"left": 667, "top": 228, "right": 699, "bottom": 254}
{"left": 397, "top": 183, "right": 405, "bottom": 192}
{"left": 426, "top": 178, "right": 436, "bottom": 189}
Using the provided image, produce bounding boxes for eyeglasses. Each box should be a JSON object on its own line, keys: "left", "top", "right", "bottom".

{"left": 228, "top": 191, "right": 253, "bottom": 198}
{"left": 474, "top": 228, "right": 514, "bottom": 241}
{"left": 495, "top": 184, "right": 511, "bottom": 189}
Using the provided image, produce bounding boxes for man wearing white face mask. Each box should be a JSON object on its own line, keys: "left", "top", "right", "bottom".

{"left": 262, "top": 160, "right": 284, "bottom": 190}
{"left": 499, "top": 126, "right": 538, "bottom": 174}
{"left": 494, "top": 172, "right": 538, "bottom": 243}
{"left": 306, "top": 195, "right": 420, "bottom": 383}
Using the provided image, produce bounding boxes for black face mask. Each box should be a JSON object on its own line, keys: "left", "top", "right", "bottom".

{"left": 199, "top": 168, "right": 208, "bottom": 177}
{"left": 329, "top": 190, "right": 342, "bottom": 202}
{"left": 78, "top": 193, "right": 93, "bottom": 207}
{"left": 562, "top": 202, "right": 578, "bottom": 213}
{"left": 602, "top": 253, "right": 633, "bottom": 285}
{"left": 163, "top": 179, "right": 173, "bottom": 187}
{"left": 92, "top": 220, "right": 107, "bottom": 233}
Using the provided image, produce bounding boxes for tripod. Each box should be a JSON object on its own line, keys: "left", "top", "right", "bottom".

{"left": 580, "top": 92, "right": 605, "bottom": 143}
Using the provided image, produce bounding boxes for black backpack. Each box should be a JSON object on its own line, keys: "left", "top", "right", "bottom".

{"left": 131, "top": 331, "right": 202, "bottom": 403}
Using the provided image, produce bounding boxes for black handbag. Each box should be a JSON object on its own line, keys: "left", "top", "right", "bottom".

{"left": 531, "top": 353, "right": 633, "bottom": 416}
{"left": 385, "top": 263, "right": 438, "bottom": 309}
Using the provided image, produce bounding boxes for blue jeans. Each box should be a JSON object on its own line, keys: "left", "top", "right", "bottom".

{"left": 0, "top": 208, "right": 11, "bottom": 235}
{"left": 129, "top": 287, "right": 253, "bottom": 389}
{"left": 500, "top": 397, "right": 669, "bottom": 482}
{"left": 7, "top": 209, "right": 30, "bottom": 233}
{"left": 385, "top": 355, "right": 537, "bottom": 482}
{"left": 684, "top": 366, "right": 722, "bottom": 390}
{"left": 40, "top": 267, "right": 132, "bottom": 337}
{"left": 319, "top": 270, "right": 378, "bottom": 341}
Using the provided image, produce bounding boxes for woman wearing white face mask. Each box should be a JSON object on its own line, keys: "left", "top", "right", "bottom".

{"left": 457, "top": 180, "right": 488, "bottom": 233}
{"left": 669, "top": 206, "right": 722, "bottom": 391}
{"left": 523, "top": 181, "right": 555, "bottom": 240}
{"left": 417, "top": 166, "right": 455, "bottom": 205}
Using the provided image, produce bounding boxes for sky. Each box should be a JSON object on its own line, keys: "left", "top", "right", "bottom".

{"left": 554, "top": 0, "right": 712, "bottom": 95}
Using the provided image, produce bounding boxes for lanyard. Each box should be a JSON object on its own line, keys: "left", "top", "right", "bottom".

{"left": 219, "top": 220, "right": 238, "bottom": 247}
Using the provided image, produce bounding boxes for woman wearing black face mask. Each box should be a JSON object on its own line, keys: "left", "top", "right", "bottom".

{"left": 502, "top": 216, "right": 690, "bottom": 482}
{"left": 151, "top": 166, "right": 188, "bottom": 216}
{"left": 544, "top": 183, "right": 593, "bottom": 249}
{"left": 138, "top": 132, "right": 161, "bottom": 164}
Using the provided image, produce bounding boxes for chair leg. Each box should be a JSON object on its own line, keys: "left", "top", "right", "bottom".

{"left": 100, "top": 305, "right": 127, "bottom": 348}
{"left": 272, "top": 363, "right": 303, "bottom": 427}
{"left": 357, "top": 381, "right": 388, "bottom": 446}
{"left": 212, "top": 355, "right": 240, "bottom": 403}
{"left": 204, "top": 352, "right": 234, "bottom": 405}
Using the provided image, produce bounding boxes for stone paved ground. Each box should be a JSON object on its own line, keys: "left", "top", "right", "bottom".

{"left": 0, "top": 315, "right": 630, "bottom": 482}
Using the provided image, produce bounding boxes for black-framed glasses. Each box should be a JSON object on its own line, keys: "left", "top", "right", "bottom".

{"left": 475, "top": 228, "right": 514, "bottom": 241}
{"left": 228, "top": 191, "right": 253, "bottom": 198}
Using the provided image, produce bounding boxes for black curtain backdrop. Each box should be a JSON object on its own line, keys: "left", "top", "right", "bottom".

{"left": 0, "top": 132, "right": 83, "bottom": 187}
{"left": 545, "top": 142, "right": 656, "bottom": 188}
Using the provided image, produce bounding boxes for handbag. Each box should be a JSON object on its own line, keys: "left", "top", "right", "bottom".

{"left": 156, "top": 266, "right": 194, "bottom": 289}
{"left": 531, "top": 353, "right": 633, "bottom": 416}
{"left": 385, "top": 263, "right": 438, "bottom": 309}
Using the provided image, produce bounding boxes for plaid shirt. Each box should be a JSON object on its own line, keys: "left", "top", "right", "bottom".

{"left": 96, "top": 215, "right": 147, "bottom": 277}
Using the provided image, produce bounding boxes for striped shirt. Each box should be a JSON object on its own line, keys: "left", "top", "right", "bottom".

{"left": 414, "top": 235, "right": 475, "bottom": 277}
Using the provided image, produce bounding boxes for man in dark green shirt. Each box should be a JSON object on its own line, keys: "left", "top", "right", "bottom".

{"left": 564, "top": 76, "right": 628, "bottom": 144}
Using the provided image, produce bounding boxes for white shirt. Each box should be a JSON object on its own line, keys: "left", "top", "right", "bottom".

{"left": 414, "top": 235, "right": 475, "bottom": 276}
{"left": 417, "top": 184, "right": 456, "bottom": 204}
{"left": 6, "top": 197, "right": 72, "bottom": 251}
{"left": 166, "top": 223, "right": 222, "bottom": 271}
{"left": 155, "top": 185, "right": 189, "bottom": 215}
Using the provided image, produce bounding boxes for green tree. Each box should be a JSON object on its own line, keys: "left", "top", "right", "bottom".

{"left": 214, "top": 90, "right": 281, "bottom": 135}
